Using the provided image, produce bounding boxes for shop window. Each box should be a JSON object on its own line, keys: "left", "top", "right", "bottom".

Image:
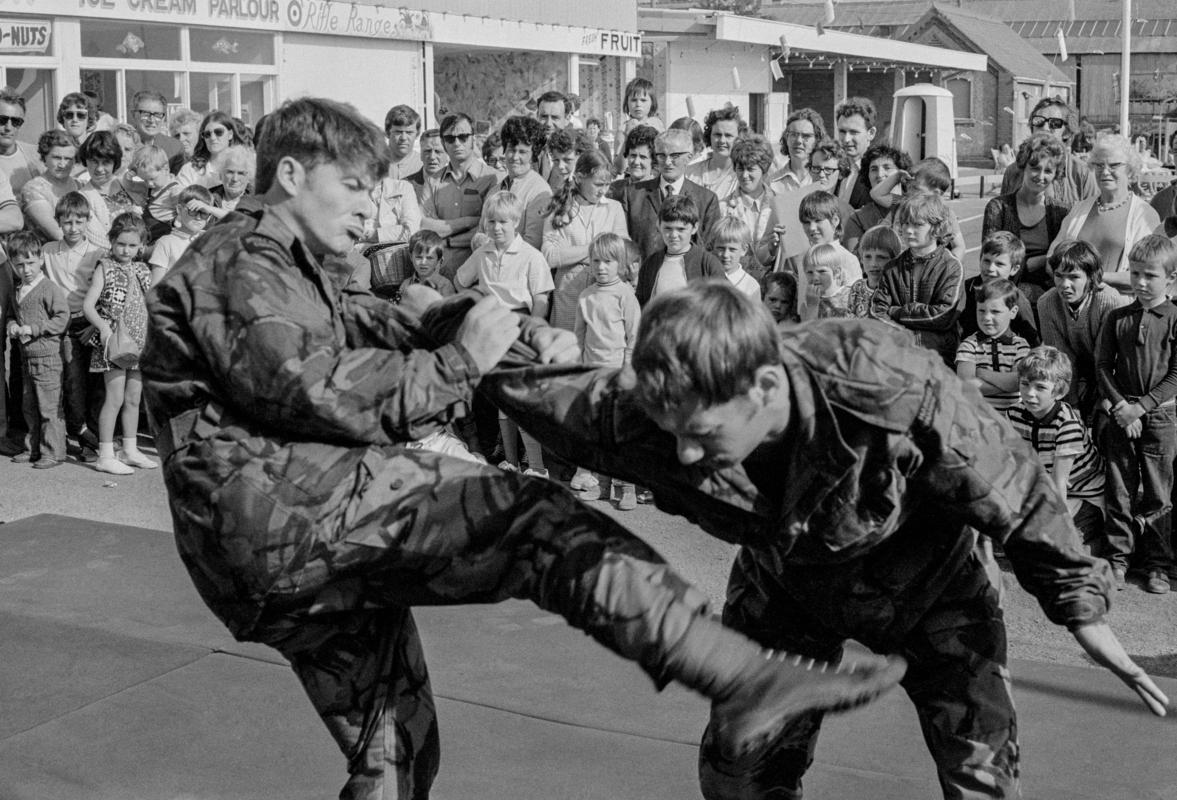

{"left": 238, "top": 74, "right": 273, "bottom": 127}
{"left": 189, "top": 72, "right": 234, "bottom": 116}
{"left": 190, "top": 28, "right": 274, "bottom": 66}
{"left": 81, "top": 20, "right": 181, "bottom": 61}
{"left": 0, "top": 67, "right": 54, "bottom": 145}
{"left": 947, "top": 77, "right": 972, "bottom": 121}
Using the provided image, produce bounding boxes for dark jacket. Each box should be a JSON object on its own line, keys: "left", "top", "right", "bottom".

{"left": 869, "top": 246, "right": 963, "bottom": 363}
{"left": 635, "top": 244, "right": 721, "bottom": 307}
{"left": 9, "top": 277, "right": 69, "bottom": 359}
{"left": 618, "top": 178, "right": 721, "bottom": 262}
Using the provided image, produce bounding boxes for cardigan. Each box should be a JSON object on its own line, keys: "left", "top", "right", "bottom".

{"left": 1050, "top": 195, "right": 1161, "bottom": 275}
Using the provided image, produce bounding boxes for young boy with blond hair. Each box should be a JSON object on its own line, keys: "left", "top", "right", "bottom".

{"left": 708, "top": 216, "right": 760, "bottom": 298}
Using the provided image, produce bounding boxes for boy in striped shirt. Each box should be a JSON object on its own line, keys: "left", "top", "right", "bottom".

{"left": 956, "top": 279, "right": 1030, "bottom": 411}
{"left": 1006, "top": 346, "right": 1106, "bottom": 553}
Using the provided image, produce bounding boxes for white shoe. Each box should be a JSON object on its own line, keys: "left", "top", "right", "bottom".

{"left": 569, "top": 471, "right": 598, "bottom": 492}
{"left": 522, "top": 467, "right": 550, "bottom": 479}
{"left": 96, "top": 456, "right": 134, "bottom": 475}
{"left": 122, "top": 449, "right": 159, "bottom": 469}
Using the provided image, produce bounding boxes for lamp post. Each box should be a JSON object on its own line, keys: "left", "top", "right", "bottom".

{"left": 1120, "top": 0, "right": 1131, "bottom": 136}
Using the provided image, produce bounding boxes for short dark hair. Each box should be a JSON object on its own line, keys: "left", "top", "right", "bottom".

{"left": 622, "top": 124, "right": 658, "bottom": 157}
{"left": 57, "top": 92, "right": 97, "bottom": 128}
{"left": 702, "top": 106, "right": 747, "bottom": 144}
{"left": 622, "top": 78, "right": 658, "bottom": 117}
{"left": 78, "top": 130, "right": 123, "bottom": 172}
{"left": 536, "top": 90, "right": 570, "bottom": 116}
{"left": 1029, "top": 96, "right": 1075, "bottom": 141}
{"left": 659, "top": 194, "right": 699, "bottom": 226}
{"left": 6, "top": 230, "right": 43, "bottom": 262}
{"left": 256, "top": 97, "right": 389, "bottom": 194}
{"left": 1015, "top": 132, "right": 1066, "bottom": 172}
{"left": 131, "top": 90, "right": 169, "bottom": 110}
{"left": 835, "top": 97, "right": 877, "bottom": 128}
{"left": 108, "top": 211, "right": 148, "bottom": 245}
{"left": 409, "top": 229, "right": 444, "bottom": 258}
{"left": 0, "top": 90, "right": 26, "bottom": 112}
{"left": 547, "top": 128, "right": 593, "bottom": 156}
{"left": 178, "top": 184, "right": 213, "bottom": 206}
{"left": 37, "top": 129, "right": 75, "bottom": 160}
{"left": 981, "top": 231, "right": 1026, "bottom": 272}
{"left": 780, "top": 108, "right": 827, "bottom": 155}
{"left": 500, "top": 115, "right": 548, "bottom": 156}
{"left": 481, "top": 132, "right": 502, "bottom": 161}
{"left": 861, "top": 143, "right": 912, "bottom": 175}
{"left": 1048, "top": 240, "right": 1103, "bottom": 291}
{"left": 384, "top": 104, "right": 420, "bottom": 134}
{"left": 973, "top": 277, "right": 1019, "bottom": 308}
{"left": 912, "top": 157, "right": 951, "bottom": 193}
{"left": 439, "top": 112, "right": 474, "bottom": 137}
{"left": 798, "top": 190, "right": 841, "bottom": 225}
{"left": 731, "top": 134, "right": 775, "bottom": 174}
{"left": 55, "top": 191, "right": 91, "bottom": 220}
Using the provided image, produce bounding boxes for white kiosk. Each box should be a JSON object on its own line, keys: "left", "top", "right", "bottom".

{"left": 890, "top": 83, "right": 959, "bottom": 181}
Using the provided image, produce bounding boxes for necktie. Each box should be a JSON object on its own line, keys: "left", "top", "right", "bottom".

{"left": 663, "top": 184, "right": 674, "bottom": 199}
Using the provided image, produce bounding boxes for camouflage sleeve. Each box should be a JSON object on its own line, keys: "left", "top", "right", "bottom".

{"left": 916, "top": 376, "right": 1112, "bottom": 629}
{"left": 202, "top": 244, "right": 481, "bottom": 444}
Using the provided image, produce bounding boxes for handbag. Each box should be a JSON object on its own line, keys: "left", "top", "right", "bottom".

{"left": 363, "top": 241, "right": 413, "bottom": 299}
{"left": 105, "top": 320, "right": 140, "bottom": 369}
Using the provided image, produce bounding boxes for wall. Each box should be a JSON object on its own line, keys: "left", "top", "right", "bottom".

{"left": 433, "top": 50, "right": 566, "bottom": 129}
{"left": 662, "top": 39, "right": 769, "bottom": 124}
{"left": 282, "top": 34, "right": 421, "bottom": 126}
{"left": 399, "top": 0, "right": 635, "bottom": 33}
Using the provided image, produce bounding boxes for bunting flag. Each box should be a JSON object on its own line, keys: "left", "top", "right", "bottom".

{"left": 731, "top": 66, "right": 742, "bottom": 90}
{"left": 817, "top": 0, "right": 835, "bottom": 35}
{"left": 1066, "top": 0, "right": 1076, "bottom": 23}
{"left": 1057, "top": 26, "right": 1068, "bottom": 61}
{"left": 779, "top": 33, "right": 790, "bottom": 61}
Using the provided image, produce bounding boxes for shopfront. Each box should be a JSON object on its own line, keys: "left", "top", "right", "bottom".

{"left": 1, "top": 0, "right": 640, "bottom": 148}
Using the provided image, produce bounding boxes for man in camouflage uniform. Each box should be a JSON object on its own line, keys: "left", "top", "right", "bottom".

{"left": 479, "top": 282, "right": 1170, "bottom": 800}
{"left": 140, "top": 98, "right": 905, "bottom": 800}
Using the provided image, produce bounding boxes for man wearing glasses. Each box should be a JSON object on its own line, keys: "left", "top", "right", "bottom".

{"left": 420, "top": 112, "right": 499, "bottom": 278}
{"left": 0, "top": 91, "right": 43, "bottom": 197}
{"left": 129, "top": 91, "right": 185, "bottom": 173}
{"left": 619, "top": 128, "right": 720, "bottom": 261}
{"left": 1000, "top": 97, "right": 1097, "bottom": 207}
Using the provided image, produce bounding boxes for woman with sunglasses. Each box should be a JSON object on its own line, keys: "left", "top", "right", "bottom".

{"left": 19, "top": 130, "right": 85, "bottom": 241}
{"left": 982, "top": 133, "right": 1071, "bottom": 304}
{"left": 770, "top": 107, "right": 826, "bottom": 192}
{"left": 56, "top": 93, "right": 98, "bottom": 150}
{"left": 1000, "top": 97, "right": 1097, "bottom": 209}
{"left": 177, "top": 111, "right": 250, "bottom": 189}
{"left": 1050, "top": 134, "right": 1161, "bottom": 293}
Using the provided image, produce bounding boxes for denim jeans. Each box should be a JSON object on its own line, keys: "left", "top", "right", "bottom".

{"left": 21, "top": 352, "right": 66, "bottom": 462}
{"left": 1101, "top": 405, "right": 1177, "bottom": 572}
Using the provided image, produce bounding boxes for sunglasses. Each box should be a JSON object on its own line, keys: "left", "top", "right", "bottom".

{"left": 1030, "top": 117, "right": 1068, "bottom": 131}
{"left": 202, "top": 127, "right": 230, "bottom": 139}
{"left": 62, "top": 110, "right": 89, "bottom": 121}
{"left": 0, "top": 115, "right": 25, "bottom": 129}
{"left": 441, "top": 132, "right": 472, "bottom": 144}
{"left": 188, "top": 209, "right": 212, "bottom": 221}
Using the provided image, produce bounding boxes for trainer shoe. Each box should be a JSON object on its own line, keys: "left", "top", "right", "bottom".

{"left": 11, "top": 452, "right": 36, "bottom": 464}
{"left": 1111, "top": 565, "right": 1127, "bottom": 591}
{"left": 617, "top": 486, "right": 638, "bottom": 511}
{"left": 32, "top": 458, "right": 62, "bottom": 470}
{"left": 1145, "top": 570, "right": 1171, "bottom": 594}
{"left": 96, "top": 456, "right": 134, "bottom": 475}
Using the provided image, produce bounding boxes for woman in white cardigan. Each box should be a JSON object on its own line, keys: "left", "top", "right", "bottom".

{"left": 1050, "top": 134, "right": 1160, "bottom": 293}
{"left": 541, "top": 150, "right": 628, "bottom": 332}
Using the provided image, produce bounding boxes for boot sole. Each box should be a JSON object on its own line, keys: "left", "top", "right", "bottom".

{"left": 713, "top": 654, "right": 908, "bottom": 759}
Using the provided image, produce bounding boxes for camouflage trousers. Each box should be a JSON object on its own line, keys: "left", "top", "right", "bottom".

{"left": 236, "top": 447, "right": 708, "bottom": 800}
{"left": 699, "top": 547, "right": 1019, "bottom": 800}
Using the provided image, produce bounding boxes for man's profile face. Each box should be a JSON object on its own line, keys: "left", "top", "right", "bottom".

{"left": 292, "top": 160, "right": 376, "bottom": 257}
{"left": 649, "top": 391, "right": 772, "bottom": 470}
{"left": 536, "top": 101, "right": 567, "bottom": 136}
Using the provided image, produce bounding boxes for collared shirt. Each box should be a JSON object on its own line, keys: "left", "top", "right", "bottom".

{"left": 1096, "top": 299, "right": 1177, "bottom": 410}
{"left": 721, "top": 187, "right": 774, "bottom": 243}
{"left": 43, "top": 238, "right": 103, "bottom": 315}
{"left": 955, "top": 330, "right": 1031, "bottom": 410}
{"left": 453, "top": 235, "right": 553, "bottom": 311}
{"left": 769, "top": 167, "right": 811, "bottom": 192}
{"left": 372, "top": 176, "right": 422, "bottom": 243}
{"left": 421, "top": 158, "right": 499, "bottom": 274}
{"left": 684, "top": 157, "right": 737, "bottom": 200}
{"left": 388, "top": 153, "right": 423, "bottom": 182}
{"left": 658, "top": 176, "right": 686, "bottom": 198}
{"left": 1006, "top": 400, "right": 1105, "bottom": 500}
{"left": 493, "top": 170, "right": 552, "bottom": 250}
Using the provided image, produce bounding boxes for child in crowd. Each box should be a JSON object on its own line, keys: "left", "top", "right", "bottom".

{"left": 620, "top": 77, "right": 663, "bottom": 135}
{"left": 1095, "top": 235, "right": 1177, "bottom": 594}
{"left": 623, "top": 238, "right": 642, "bottom": 290}
{"left": 400, "top": 230, "right": 456, "bottom": 298}
{"left": 956, "top": 278, "right": 1031, "bottom": 411}
{"left": 869, "top": 190, "right": 963, "bottom": 365}
{"left": 546, "top": 129, "right": 593, "bottom": 190}
{"left": 771, "top": 190, "right": 862, "bottom": 286}
{"left": 82, "top": 212, "right": 156, "bottom": 476}
{"left": 848, "top": 224, "right": 902, "bottom": 317}
{"left": 709, "top": 216, "right": 760, "bottom": 298}
{"left": 1037, "top": 240, "right": 1129, "bottom": 420}
{"left": 635, "top": 195, "right": 721, "bottom": 306}
{"left": 454, "top": 190, "right": 552, "bottom": 477}
{"left": 5, "top": 232, "right": 69, "bottom": 469}
{"left": 41, "top": 192, "right": 103, "bottom": 462}
{"left": 762, "top": 271, "right": 800, "bottom": 329}
{"left": 1006, "top": 346, "right": 1106, "bottom": 552}
{"left": 128, "top": 145, "right": 181, "bottom": 242}
{"left": 863, "top": 156, "right": 967, "bottom": 260}
{"left": 961, "top": 231, "right": 1039, "bottom": 345}
{"left": 148, "top": 184, "right": 213, "bottom": 282}
{"left": 572, "top": 232, "right": 641, "bottom": 510}
{"left": 801, "top": 243, "right": 853, "bottom": 320}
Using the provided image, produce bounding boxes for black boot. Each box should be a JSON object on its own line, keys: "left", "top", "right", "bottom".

{"left": 661, "top": 614, "right": 906, "bottom": 758}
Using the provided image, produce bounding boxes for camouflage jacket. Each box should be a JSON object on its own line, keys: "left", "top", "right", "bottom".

{"left": 468, "top": 317, "right": 1112, "bottom": 637}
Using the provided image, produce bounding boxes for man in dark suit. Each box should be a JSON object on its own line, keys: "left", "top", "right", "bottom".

{"left": 619, "top": 129, "right": 721, "bottom": 261}
{"left": 130, "top": 90, "right": 187, "bottom": 174}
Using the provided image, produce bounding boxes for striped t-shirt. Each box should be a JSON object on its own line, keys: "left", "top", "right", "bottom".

{"left": 1005, "top": 401, "right": 1105, "bottom": 500}
{"left": 955, "top": 331, "right": 1030, "bottom": 410}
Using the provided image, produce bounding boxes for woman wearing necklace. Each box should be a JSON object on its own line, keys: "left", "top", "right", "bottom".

{"left": 1051, "top": 134, "right": 1160, "bottom": 293}
{"left": 541, "top": 150, "right": 628, "bottom": 332}
{"left": 981, "top": 133, "right": 1070, "bottom": 305}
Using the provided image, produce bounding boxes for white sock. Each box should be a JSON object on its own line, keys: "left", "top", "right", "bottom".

{"left": 122, "top": 436, "right": 139, "bottom": 454}
{"left": 98, "top": 442, "right": 116, "bottom": 459}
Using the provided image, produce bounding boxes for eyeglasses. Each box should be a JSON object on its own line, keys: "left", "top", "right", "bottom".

{"left": 136, "top": 109, "right": 167, "bottom": 122}
{"left": 653, "top": 151, "right": 691, "bottom": 163}
{"left": 441, "top": 132, "right": 472, "bottom": 144}
{"left": 202, "top": 127, "right": 230, "bottom": 139}
{"left": 62, "top": 110, "right": 89, "bottom": 121}
{"left": 785, "top": 131, "right": 816, "bottom": 141}
{"left": 0, "top": 115, "right": 25, "bottom": 129}
{"left": 1030, "top": 116, "right": 1068, "bottom": 131}
{"left": 809, "top": 165, "right": 840, "bottom": 177}
{"left": 1088, "top": 161, "right": 1126, "bottom": 173}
